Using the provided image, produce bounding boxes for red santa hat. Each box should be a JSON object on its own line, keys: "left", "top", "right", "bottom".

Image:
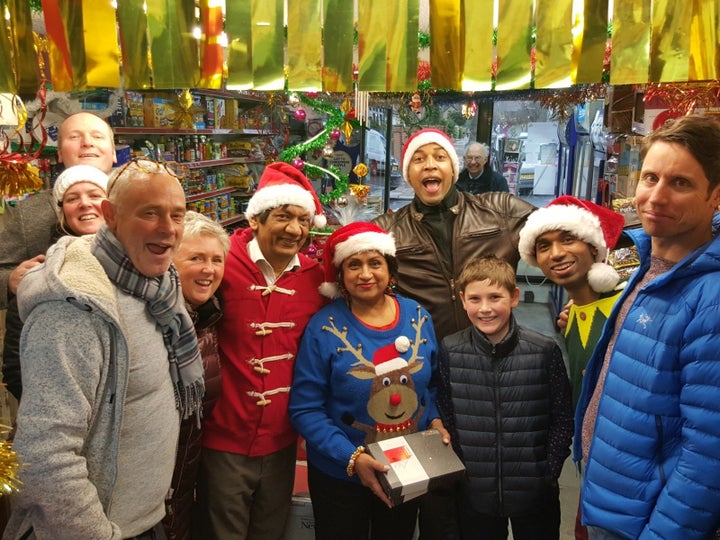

{"left": 373, "top": 336, "right": 411, "bottom": 376}
{"left": 245, "top": 162, "right": 326, "bottom": 228}
{"left": 518, "top": 195, "right": 625, "bottom": 293}
{"left": 401, "top": 128, "right": 460, "bottom": 183}
{"left": 318, "top": 222, "right": 396, "bottom": 299}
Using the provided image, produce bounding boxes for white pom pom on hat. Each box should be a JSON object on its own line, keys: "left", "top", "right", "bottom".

{"left": 245, "top": 161, "right": 326, "bottom": 228}
{"left": 518, "top": 195, "right": 625, "bottom": 293}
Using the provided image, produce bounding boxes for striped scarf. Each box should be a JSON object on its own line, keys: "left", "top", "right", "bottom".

{"left": 91, "top": 225, "right": 205, "bottom": 422}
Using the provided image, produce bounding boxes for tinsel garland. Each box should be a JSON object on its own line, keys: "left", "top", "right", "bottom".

{"left": 279, "top": 93, "right": 359, "bottom": 204}
{"left": 0, "top": 426, "right": 21, "bottom": 496}
{"left": 644, "top": 82, "right": 720, "bottom": 115}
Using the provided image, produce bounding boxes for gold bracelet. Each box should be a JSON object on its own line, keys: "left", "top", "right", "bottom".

{"left": 346, "top": 446, "right": 366, "bottom": 477}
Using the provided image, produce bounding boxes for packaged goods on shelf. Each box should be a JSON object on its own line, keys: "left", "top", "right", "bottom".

{"left": 142, "top": 92, "right": 176, "bottom": 128}
{"left": 123, "top": 92, "right": 145, "bottom": 127}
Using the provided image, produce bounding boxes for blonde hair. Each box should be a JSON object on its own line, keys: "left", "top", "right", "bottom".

{"left": 183, "top": 211, "right": 230, "bottom": 255}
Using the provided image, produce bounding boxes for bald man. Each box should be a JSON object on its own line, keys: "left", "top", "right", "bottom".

{"left": 0, "top": 112, "right": 116, "bottom": 309}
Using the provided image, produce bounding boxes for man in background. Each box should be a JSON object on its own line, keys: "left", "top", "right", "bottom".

{"left": 455, "top": 141, "right": 509, "bottom": 195}
{"left": 0, "top": 111, "right": 116, "bottom": 309}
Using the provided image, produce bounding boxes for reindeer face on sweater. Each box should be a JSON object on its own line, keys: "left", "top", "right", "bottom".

{"left": 323, "top": 307, "right": 431, "bottom": 444}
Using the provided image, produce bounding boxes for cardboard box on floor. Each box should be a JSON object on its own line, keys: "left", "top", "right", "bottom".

{"left": 366, "top": 429, "right": 465, "bottom": 507}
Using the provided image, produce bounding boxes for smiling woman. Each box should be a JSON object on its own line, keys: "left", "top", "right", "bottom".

{"left": 289, "top": 221, "right": 448, "bottom": 540}
{"left": 3, "top": 164, "right": 109, "bottom": 402}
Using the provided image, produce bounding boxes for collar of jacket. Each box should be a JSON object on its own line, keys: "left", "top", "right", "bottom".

{"left": 410, "top": 186, "right": 461, "bottom": 220}
{"left": 469, "top": 314, "right": 519, "bottom": 357}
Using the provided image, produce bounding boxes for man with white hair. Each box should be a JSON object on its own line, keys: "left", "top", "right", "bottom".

{"left": 456, "top": 141, "right": 509, "bottom": 195}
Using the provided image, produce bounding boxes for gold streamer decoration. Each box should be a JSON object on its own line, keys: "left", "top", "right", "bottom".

{"left": 146, "top": 0, "right": 199, "bottom": 89}
{"left": 610, "top": 0, "right": 651, "bottom": 85}
{"left": 225, "top": 0, "right": 252, "bottom": 90}
{"left": 534, "top": 0, "right": 573, "bottom": 89}
{"left": 649, "top": 0, "right": 692, "bottom": 83}
{"left": 572, "top": 0, "right": 609, "bottom": 84}
{"left": 81, "top": 0, "right": 120, "bottom": 88}
{"left": 0, "top": 5, "right": 17, "bottom": 93}
{"left": 495, "top": 0, "right": 534, "bottom": 90}
{"left": 461, "top": 1, "right": 494, "bottom": 91}
{"left": 322, "top": 0, "right": 354, "bottom": 92}
{"left": 116, "top": 0, "right": 152, "bottom": 90}
{"left": 287, "top": 0, "right": 323, "bottom": 90}
{"left": 355, "top": 0, "right": 419, "bottom": 92}
{"left": 7, "top": 0, "right": 39, "bottom": 94}
{"left": 251, "top": 0, "right": 284, "bottom": 90}
{"left": 689, "top": 0, "right": 719, "bottom": 81}
{"left": 429, "top": 0, "right": 462, "bottom": 90}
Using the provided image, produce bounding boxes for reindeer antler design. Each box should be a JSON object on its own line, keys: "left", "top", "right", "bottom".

{"left": 322, "top": 317, "right": 374, "bottom": 368}
{"left": 408, "top": 306, "right": 429, "bottom": 367}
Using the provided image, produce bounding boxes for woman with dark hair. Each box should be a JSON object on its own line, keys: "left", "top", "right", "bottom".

{"left": 289, "top": 222, "right": 448, "bottom": 540}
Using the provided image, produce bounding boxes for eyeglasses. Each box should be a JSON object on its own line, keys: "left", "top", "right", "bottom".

{"left": 108, "top": 157, "right": 187, "bottom": 195}
{"left": 465, "top": 156, "right": 486, "bottom": 162}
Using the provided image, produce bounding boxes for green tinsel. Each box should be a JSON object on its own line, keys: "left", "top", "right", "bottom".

{"left": 279, "top": 93, "right": 360, "bottom": 205}
{"left": 29, "top": 0, "right": 42, "bottom": 12}
{"left": 418, "top": 32, "right": 430, "bottom": 49}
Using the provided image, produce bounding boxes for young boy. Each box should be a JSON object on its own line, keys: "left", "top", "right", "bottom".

{"left": 437, "top": 255, "right": 573, "bottom": 540}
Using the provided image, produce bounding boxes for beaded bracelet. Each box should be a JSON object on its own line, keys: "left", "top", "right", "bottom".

{"left": 346, "top": 445, "right": 366, "bottom": 476}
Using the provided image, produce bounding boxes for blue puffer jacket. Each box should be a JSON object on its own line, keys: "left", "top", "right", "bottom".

{"left": 574, "top": 227, "right": 720, "bottom": 539}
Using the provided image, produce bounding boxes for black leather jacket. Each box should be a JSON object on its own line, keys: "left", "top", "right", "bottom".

{"left": 374, "top": 191, "right": 535, "bottom": 340}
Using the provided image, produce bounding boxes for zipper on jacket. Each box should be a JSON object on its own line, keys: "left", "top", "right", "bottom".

{"left": 655, "top": 415, "right": 666, "bottom": 484}
{"left": 493, "top": 346, "right": 504, "bottom": 511}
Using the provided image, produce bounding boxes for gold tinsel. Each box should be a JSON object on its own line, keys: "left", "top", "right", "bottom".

{"left": 0, "top": 425, "right": 21, "bottom": 495}
{"left": 0, "top": 161, "right": 43, "bottom": 198}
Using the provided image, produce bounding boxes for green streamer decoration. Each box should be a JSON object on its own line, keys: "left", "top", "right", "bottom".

{"left": 279, "top": 93, "right": 359, "bottom": 204}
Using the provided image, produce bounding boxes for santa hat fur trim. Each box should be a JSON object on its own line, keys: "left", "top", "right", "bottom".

{"left": 372, "top": 336, "right": 412, "bottom": 376}
{"left": 245, "top": 161, "right": 326, "bottom": 228}
{"left": 518, "top": 195, "right": 625, "bottom": 293}
{"left": 319, "top": 222, "right": 396, "bottom": 299}
{"left": 401, "top": 128, "right": 460, "bottom": 183}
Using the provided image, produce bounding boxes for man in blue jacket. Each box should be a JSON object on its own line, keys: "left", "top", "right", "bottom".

{"left": 575, "top": 115, "right": 720, "bottom": 540}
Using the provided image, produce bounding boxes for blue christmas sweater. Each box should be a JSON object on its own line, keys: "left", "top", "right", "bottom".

{"left": 289, "top": 295, "right": 440, "bottom": 483}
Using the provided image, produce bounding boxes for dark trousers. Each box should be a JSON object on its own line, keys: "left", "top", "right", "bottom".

{"left": 308, "top": 464, "right": 419, "bottom": 540}
{"left": 418, "top": 488, "right": 460, "bottom": 540}
{"left": 458, "top": 482, "right": 561, "bottom": 540}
